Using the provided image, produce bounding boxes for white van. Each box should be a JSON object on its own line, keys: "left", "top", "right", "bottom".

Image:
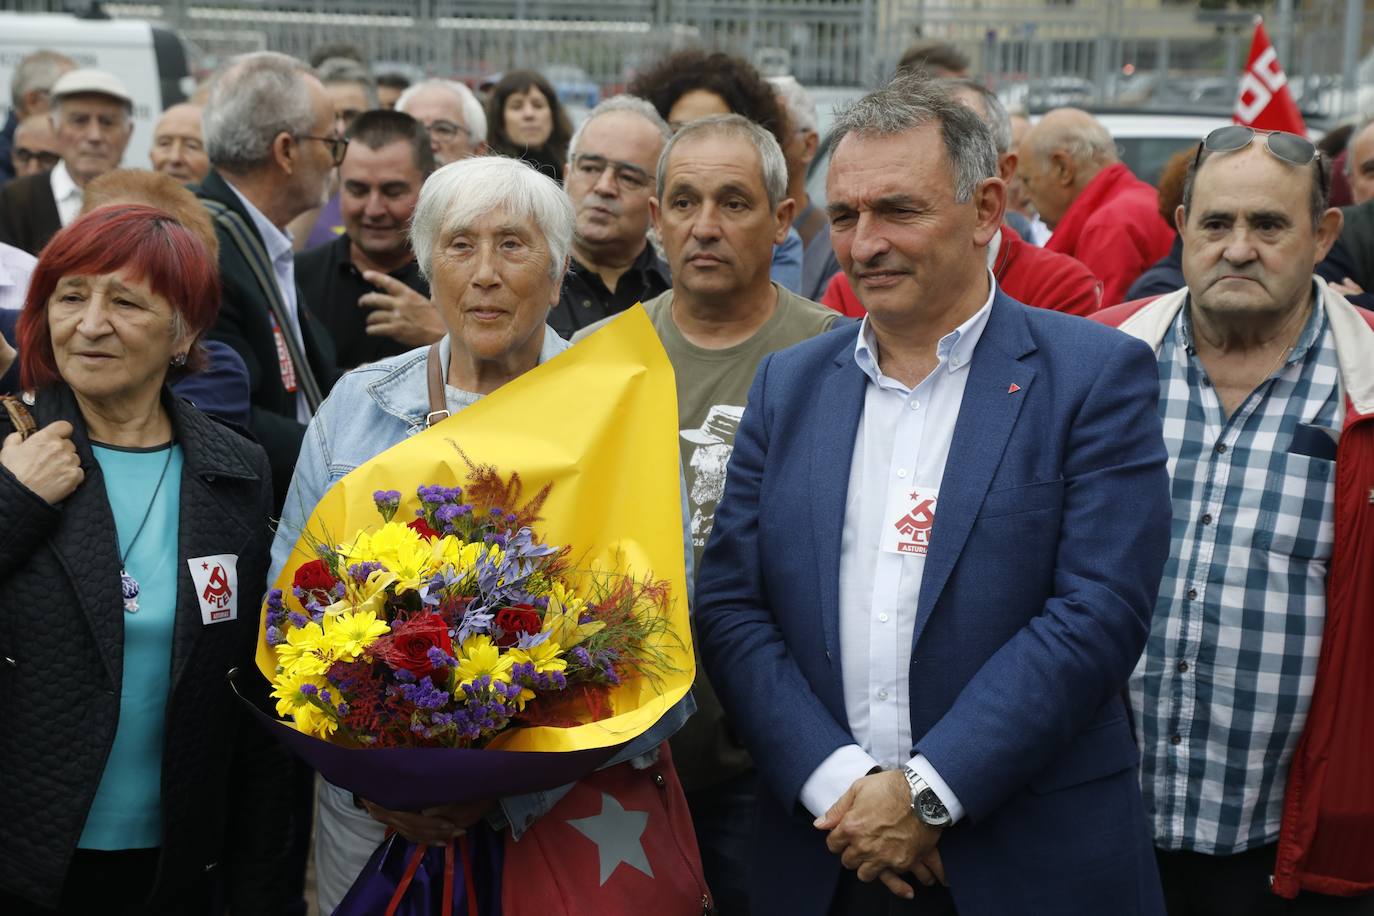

{"left": 0, "top": 12, "right": 192, "bottom": 171}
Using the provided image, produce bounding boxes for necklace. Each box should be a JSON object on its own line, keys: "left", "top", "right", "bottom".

{"left": 1256, "top": 302, "right": 1311, "bottom": 387}
{"left": 118, "top": 445, "right": 176, "bottom": 614}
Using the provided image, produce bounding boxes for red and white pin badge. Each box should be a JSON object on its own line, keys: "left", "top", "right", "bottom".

{"left": 1008, "top": 383, "right": 1022, "bottom": 394}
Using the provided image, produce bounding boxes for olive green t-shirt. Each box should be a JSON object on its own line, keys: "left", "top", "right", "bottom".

{"left": 578, "top": 282, "right": 841, "bottom": 789}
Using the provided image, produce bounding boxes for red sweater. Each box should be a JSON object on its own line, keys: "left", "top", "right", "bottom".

{"left": 1096, "top": 289, "right": 1374, "bottom": 900}
{"left": 1046, "top": 162, "right": 1174, "bottom": 307}
{"left": 820, "top": 225, "right": 1102, "bottom": 318}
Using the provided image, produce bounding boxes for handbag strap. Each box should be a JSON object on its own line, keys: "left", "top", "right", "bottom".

{"left": 425, "top": 342, "right": 450, "bottom": 428}
{"left": 0, "top": 394, "right": 36, "bottom": 440}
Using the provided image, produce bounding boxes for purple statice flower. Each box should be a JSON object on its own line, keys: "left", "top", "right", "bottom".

{"left": 336, "top": 702, "right": 350, "bottom": 716}
{"left": 319, "top": 688, "right": 333, "bottom": 704}
{"left": 348, "top": 561, "right": 384, "bottom": 584}
{"left": 398, "top": 676, "right": 451, "bottom": 711}
{"left": 332, "top": 581, "right": 346, "bottom": 599}
{"left": 570, "top": 646, "right": 592, "bottom": 667}
{"left": 426, "top": 646, "right": 457, "bottom": 670}
{"left": 292, "top": 585, "right": 306, "bottom": 601}
{"left": 288, "top": 611, "right": 309, "bottom": 629}
{"left": 265, "top": 589, "right": 288, "bottom": 629}
{"left": 299, "top": 683, "right": 318, "bottom": 696}
{"left": 489, "top": 507, "right": 504, "bottom": 518}
{"left": 417, "top": 485, "right": 445, "bottom": 506}
{"left": 394, "top": 668, "right": 417, "bottom": 683}
{"left": 373, "top": 489, "right": 402, "bottom": 522}
{"left": 266, "top": 625, "right": 285, "bottom": 647}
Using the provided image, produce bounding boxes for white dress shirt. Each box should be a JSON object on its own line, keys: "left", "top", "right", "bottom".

{"left": 0, "top": 242, "right": 37, "bottom": 311}
{"left": 225, "top": 182, "right": 311, "bottom": 423}
{"left": 49, "top": 161, "right": 83, "bottom": 228}
{"left": 798, "top": 275, "right": 997, "bottom": 824}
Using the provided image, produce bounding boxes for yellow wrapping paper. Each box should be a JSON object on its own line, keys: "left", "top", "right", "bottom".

{"left": 256, "top": 305, "right": 691, "bottom": 753}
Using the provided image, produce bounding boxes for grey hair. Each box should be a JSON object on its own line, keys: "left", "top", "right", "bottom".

{"left": 1025, "top": 109, "right": 1117, "bottom": 168}
{"left": 396, "top": 79, "right": 488, "bottom": 146}
{"left": 934, "top": 77, "right": 1012, "bottom": 154}
{"left": 830, "top": 75, "right": 998, "bottom": 203}
{"left": 767, "top": 75, "right": 818, "bottom": 135}
{"left": 568, "top": 95, "right": 670, "bottom": 159}
{"left": 316, "top": 56, "right": 378, "bottom": 109}
{"left": 203, "top": 52, "right": 317, "bottom": 174}
{"left": 410, "top": 155, "right": 574, "bottom": 282}
{"left": 656, "top": 114, "right": 789, "bottom": 210}
{"left": 12, "top": 49, "right": 74, "bottom": 110}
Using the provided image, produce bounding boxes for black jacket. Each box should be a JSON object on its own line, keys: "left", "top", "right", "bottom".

{"left": 0, "top": 385, "right": 289, "bottom": 913}
{"left": 195, "top": 170, "right": 338, "bottom": 509}
{"left": 0, "top": 171, "right": 61, "bottom": 256}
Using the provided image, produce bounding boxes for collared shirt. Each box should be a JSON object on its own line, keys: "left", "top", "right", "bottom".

{"left": 549, "top": 243, "right": 670, "bottom": 340}
{"left": 49, "top": 161, "right": 83, "bottom": 227}
{"left": 225, "top": 181, "right": 310, "bottom": 423}
{"left": 1132, "top": 293, "right": 1341, "bottom": 855}
{"left": 296, "top": 233, "right": 430, "bottom": 371}
{"left": 798, "top": 273, "right": 997, "bottom": 822}
{"left": 0, "top": 241, "right": 37, "bottom": 311}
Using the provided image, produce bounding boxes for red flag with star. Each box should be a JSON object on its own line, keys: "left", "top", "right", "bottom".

{"left": 1234, "top": 18, "right": 1306, "bottom": 135}
{"left": 502, "top": 745, "right": 711, "bottom": 915}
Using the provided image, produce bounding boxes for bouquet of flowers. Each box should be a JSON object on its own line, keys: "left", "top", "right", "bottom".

{"left": 245, "top": 307, "right": 703, "bottom": 916}
{"left": 265, "top": 462, "right": 676, "bottom": 752}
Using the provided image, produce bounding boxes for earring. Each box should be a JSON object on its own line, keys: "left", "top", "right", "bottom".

{"left": 171, "top": 352, "right": 188, "bottom": 367}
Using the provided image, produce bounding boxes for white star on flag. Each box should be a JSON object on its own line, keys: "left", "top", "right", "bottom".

{"left": 567, "top": 792, "right": 655, "bottom": 885}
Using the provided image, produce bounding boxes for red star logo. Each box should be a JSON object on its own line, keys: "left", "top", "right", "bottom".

{"left": 201, "top": 563, "right": 209, "bottom": 570}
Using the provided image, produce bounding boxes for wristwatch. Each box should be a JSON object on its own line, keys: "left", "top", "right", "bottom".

{"left": 900, "top": 765, "right": 952, "bottom": 828}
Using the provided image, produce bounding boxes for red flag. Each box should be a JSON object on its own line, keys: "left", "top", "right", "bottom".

{"left": 1234, "top": 18, "right": 1306, "bottom": 135}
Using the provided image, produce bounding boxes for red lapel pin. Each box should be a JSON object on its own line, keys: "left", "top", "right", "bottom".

{"left": 1008, "top": 383, "right": 1021, "bottom": 394}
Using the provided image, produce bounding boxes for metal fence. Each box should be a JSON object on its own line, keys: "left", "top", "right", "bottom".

{"left": 10, "top": 0, "right": 1373, "bottom": 119}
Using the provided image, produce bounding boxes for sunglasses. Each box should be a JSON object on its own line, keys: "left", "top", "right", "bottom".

{"left": 1195, "top": 125, "right": 1326, "bottom": 203}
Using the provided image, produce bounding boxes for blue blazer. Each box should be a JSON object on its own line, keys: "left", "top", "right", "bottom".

{"left": 696, "top": 290, "right": 1172, "bottom": 915}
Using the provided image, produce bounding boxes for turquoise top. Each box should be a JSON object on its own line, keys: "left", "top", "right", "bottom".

{"left": 79, "top": 442, "right": 183, "bottom": 850}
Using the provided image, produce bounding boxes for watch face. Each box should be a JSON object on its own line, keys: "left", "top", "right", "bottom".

{"left": 917, "top": 789, "right": 950, "bottom": 825}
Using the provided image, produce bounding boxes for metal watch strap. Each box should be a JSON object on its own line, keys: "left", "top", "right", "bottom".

{"left": 901, "top": 765, "right": 951, "bottom": 827}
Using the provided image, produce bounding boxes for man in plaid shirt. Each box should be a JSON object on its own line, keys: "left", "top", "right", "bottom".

{"left": 1096, "top": 128, "right": 1374, "bottom": 914}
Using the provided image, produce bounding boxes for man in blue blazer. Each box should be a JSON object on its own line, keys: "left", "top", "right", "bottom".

{"left": 695, "top": 78, "right": 1172, "bottom": 915}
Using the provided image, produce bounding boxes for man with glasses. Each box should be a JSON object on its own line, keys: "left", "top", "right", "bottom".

{"left": 297, "top": 110, "right": 442, "bottom": 370}
{"left": 10, "top": 115, "right": 61, "bottom": 179}
{"left": 1018, "top": 107, "right": 1174, "bottom": 306}
{"left": 395, "top": 79, "right": 487, "bottom": 165}
{"left": 550, "top": 95, "right": 672, "bottom": 339}
{"left": 1096, "top": 125, "right": 1374, "bottom": 913}
{"left": 0, "top": 69, "right": 134, "bottom": 255}
{"left": 196, "top": 50, "right": 340, "bottom": 511}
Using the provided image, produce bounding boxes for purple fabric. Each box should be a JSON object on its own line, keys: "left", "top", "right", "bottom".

{"left": 304, "top": 192, "right": 345, "bottom": 251}
{"left": 334, "top": 829, "right": 505, "bottom": 916}
{"left": 236, "top": 680, "right": 622, "bottom": 810}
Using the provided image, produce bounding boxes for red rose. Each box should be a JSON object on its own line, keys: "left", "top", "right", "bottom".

{"left": 407, "top": 517, "right": 440, "bottom": 540}
{"left": 494, "top": 604, "right": 542, "bottom": 647}
{"left": 293, "top": 559, "right": 338, "bottom": 595}
{"left": 372, "top": 614, "right": 454, "bottom": 682}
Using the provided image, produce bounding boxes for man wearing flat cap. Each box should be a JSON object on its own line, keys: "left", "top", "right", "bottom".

{"left": 0, "top": 68, "right": 134, "bottom": 255}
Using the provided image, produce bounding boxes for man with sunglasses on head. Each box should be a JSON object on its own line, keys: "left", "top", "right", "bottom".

{"left": 1096, "top": 125, "right": 1374, "bottom": 914}
{"left": 549, "top": 95, "right": 672, "bottom": 339}
{"left": 196, "top": 51, "right": 341, "bottom": 510}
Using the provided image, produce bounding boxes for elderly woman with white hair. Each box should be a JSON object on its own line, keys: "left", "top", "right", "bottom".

{"left": 269, "top": 155, "right": 695, "bottom": 911}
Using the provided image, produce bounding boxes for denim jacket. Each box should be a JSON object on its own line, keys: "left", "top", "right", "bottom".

{"left": 268, "top": 327, "right": 696, "bottom": 838}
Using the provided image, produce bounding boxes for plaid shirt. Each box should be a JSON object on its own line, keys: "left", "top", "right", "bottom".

{"left": 1131, "top": 296, "right": 1343, "bottom": 855}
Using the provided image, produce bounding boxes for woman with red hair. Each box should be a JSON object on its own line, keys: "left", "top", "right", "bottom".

{"left": 0, "top": 205, "right": 287, "bottom": 914}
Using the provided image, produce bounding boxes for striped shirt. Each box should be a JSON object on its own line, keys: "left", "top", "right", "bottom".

{"left": 1131, "top": 294, "right": 1342, "bottom": 855}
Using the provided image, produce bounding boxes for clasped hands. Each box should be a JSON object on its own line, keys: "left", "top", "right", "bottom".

{"left": 814, "top": 769, "right": 945, "bottom": 900}
{"left": 361, "top": 797, "right": 497, "bottom": 846}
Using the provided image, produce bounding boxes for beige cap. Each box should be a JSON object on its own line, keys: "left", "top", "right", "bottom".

{"left": 50, "top": 68, "right": 133, "bottom": 105}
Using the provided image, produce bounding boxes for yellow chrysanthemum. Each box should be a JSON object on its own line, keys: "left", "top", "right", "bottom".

{"left": 340, "top": 522, "right": 434, "bottom": 591}
{"left": 431, "top": 537, "right": 486, "bottom": 576}
{"left": 509, "top": 638, "right": 567, "bottom": 676}
{"left": 294, "top": 700, "right": 338, "bottom": 739}
{"left": 453, "top": 634, "right": 514, "bottom": 688}
{"left": 541, "top": 591, "right": 604, "bottom": 649}
{"left": 276, "top": 620, "right": 333, "bottom": 677}
{"left": 321, "top": 609, "right": 390, "bottom": 660}
{"left": 270, "top": 667, "right": 327, "bottom": 719}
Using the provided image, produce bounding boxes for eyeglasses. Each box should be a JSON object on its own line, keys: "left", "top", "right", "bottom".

{"left": 1195, "top": 125, "right": 1326, "bottom": 203}
{"left": 571, "top": 153, "right": 651, "bottom": 192}
{"left": 14, "top": 147, "right": 60, "bottom": 169}
{"left": 424, "top": 120, "right": 471, "bottom": 143}
{"left": 301, "top": 134, "right": 349, "bottom": 166}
